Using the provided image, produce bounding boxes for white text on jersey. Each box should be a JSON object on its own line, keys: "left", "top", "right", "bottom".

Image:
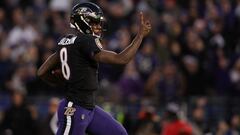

{"left": 58, "top": 36, "right": 77, "bottom": 46}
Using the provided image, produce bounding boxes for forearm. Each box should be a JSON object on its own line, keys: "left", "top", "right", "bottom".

{"left": 116, "top": 11, "right": 151, "bottom": 64}
{"left": 39, "top": 72, "right": 60, "bottom": 87}
{"left": 117, "top": 33, "right": 143, "bottom": 64}
{"left": 94, "top": 12, "right": 151, "bottom": 65}
{"left": 37, "top": 52, "right": 60, "bottom": 86}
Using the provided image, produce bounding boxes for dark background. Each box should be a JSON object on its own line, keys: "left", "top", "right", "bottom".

{"left": 0, "top": 0, "right": 240, "bottom": 134}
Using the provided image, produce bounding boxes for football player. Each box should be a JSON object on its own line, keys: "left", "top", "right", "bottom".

{"left": 37, "top": 2, "right": 151, "bottom": 135}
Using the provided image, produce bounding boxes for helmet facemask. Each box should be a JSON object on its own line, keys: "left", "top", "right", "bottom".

{"left": 86, "top": 13, "right": 106, "bottom": 38}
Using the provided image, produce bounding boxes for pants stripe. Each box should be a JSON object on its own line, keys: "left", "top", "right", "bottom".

{"left": 63, "top": 101, "right": 73, "bottom": 135}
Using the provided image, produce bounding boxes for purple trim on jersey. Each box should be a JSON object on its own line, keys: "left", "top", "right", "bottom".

{"left": 56, "top": 99, "right": 128, "bottom": 135}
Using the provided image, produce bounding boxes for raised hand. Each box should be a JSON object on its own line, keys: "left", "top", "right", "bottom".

{"left": 138, "top": 12, "right": 151, "bottom": 37}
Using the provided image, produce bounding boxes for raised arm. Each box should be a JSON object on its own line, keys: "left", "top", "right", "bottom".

{"left": 37, "top": 52, "right": 61, "bottom": 86}
{"left": 94, "top": 12, "right": 151, "bottom": 64}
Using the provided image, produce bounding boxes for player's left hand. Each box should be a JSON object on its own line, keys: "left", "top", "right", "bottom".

{"left": 138, "top": 12, "right": 151, "bottom": 37}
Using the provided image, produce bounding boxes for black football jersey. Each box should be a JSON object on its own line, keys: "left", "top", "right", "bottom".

{"left": 56, "top": 30, "right": 102, "bottom": 109}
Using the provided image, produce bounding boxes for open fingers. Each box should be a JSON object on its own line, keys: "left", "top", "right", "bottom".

{"left": 138, "top": 11, "right": 151, "bottom": 35}
{"left": 139, "top": 11, "right": 144, "bottom": 24}
{"left": 139, "top": 12, "right": 151, "bottom": 27}
{"left": 145, "top": 20, "right": 151, "bottom": 26}
{"left": 145, "top": 20, "right": 151, "bottom": 29}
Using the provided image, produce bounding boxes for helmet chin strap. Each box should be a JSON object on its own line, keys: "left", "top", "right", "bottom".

{"left": 92, "top": 32, "right": 101, "bottom": 38}
{"left": 70, "top": 23, "right": 84, "bottom": 33}
{"left": 70, "top": 23, "right": 76, "bottom": 29}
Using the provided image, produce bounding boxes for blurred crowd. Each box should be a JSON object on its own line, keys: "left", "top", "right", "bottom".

{"left": 0, "top": 0, "right": 240, "bottom": 134}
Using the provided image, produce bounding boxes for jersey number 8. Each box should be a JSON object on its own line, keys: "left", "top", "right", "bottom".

{"left": 60, "top": 47, "right": 70, "bottom": 80}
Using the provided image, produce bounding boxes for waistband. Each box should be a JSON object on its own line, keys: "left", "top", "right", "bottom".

{"left": 66, "top": 91, "right": 96, "bottom": 110}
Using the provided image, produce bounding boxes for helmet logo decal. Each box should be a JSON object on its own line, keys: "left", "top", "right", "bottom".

{"left": 80, "top": 7, "right": 87, "bottom": 12}
{"left": 86, "top": 29, "right": 90, "bottom": 33}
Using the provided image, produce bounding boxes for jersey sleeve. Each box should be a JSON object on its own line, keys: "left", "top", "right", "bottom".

{"left": 76, "top": 35, "right": 103, "bottom": 58}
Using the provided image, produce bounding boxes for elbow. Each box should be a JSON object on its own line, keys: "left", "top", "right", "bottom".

{"left": 114, "top": 54, "right": 128, "bottom": 65}
{"left": 118, "top": 59, "right": 129, "bottom": 65}
{"left": 117, "top": 58, "right": 130, "bottom": 65}
{"left": 116, "top": 55, "right": 129, "bottom": 65}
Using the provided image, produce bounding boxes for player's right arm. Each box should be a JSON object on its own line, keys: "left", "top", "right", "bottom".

{"left": 94, "top": 12, "right": 151, "bottom": 65}
{"left": 37, "top": 52, "right": 61, "bottom": 86}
